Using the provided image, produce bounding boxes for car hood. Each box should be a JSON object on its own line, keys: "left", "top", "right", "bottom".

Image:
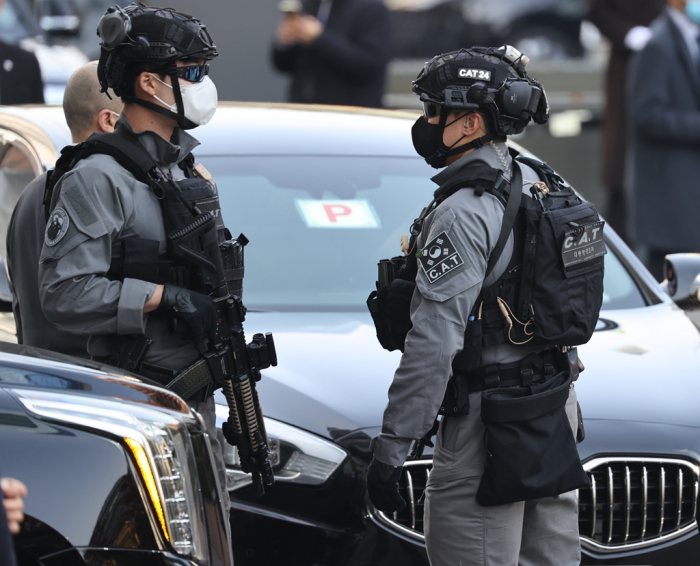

{"left": 216, "top": 304, "right": 700, "bottom": 441}
{"left": 576, "top": 303, "right": 700, "bottom": 428}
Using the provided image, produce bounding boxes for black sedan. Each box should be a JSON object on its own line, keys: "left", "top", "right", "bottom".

{"left": 0, "top": 103, "right": 699, "bottom": 565}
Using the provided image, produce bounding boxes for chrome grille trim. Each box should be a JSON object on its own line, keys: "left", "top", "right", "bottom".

{"left": 624, "top": 466, "right": 630, "bottom": 543}
{"left": 641, "top": 466, "right": 648, "bottom": 539}
{"left": 677, "top": 469, "right": 683, "bottom": 529}
{"left": 590, "top": 473, "right": 597, "bottom": 538}
{"left": 606, "top": 466, "right": 614, "bottom": 544}
{"left": 659, "top": 466, "right": 665, "bottom": 535}
{"left": 406, "top": 469, "right": 416, "bottom": 529}
{"left": 372, "top": 456, "right": 700, "bottom": 555}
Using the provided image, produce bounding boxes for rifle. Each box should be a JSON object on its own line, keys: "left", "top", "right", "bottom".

{"left": 169, "top": 211, "right": 277, "bottom": 496}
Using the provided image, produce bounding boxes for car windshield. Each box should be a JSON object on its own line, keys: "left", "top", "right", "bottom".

{"left": 205, "top": 155, "right": 646, "bottom": 312}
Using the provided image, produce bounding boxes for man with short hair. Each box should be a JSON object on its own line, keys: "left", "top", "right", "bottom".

{"left": 6, "top": 61, "right": 122, "bottom": 356}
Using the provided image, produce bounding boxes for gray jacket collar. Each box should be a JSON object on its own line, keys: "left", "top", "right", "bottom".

{"left": 116, "top": 116, "right": 200, "bottom": 167}
{"left": 430, "top": 141, "right": 513, "bottom": 187}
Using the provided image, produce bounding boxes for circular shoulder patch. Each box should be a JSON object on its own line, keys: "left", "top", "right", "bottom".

{"left": 45, "top": 208, "right": 70, "bottom": 247}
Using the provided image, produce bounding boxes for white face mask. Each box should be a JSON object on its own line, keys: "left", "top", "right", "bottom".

{"left": 150, "top": 73, "right": 218, "bottom": 127}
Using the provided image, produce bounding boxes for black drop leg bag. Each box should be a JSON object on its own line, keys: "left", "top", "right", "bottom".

{"left": 476, "top": 371, "right": 590, "bottom": 506}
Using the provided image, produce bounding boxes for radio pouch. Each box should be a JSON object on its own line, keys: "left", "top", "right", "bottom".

{"left": 367, "top": 278, "right": 415, "bottom": 352}
{"left": 476, "top": 371, "right": 590, "bottom": 506}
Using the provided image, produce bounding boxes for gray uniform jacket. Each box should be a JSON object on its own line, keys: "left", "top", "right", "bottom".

{"left": 371, "top": 142, "right": 548, "bottom": 467}
{"left": 7, "top": 171, "right": 89, "bottom": 357}
{"left": 38, "top": 117, "right": 201, "bottom": 373}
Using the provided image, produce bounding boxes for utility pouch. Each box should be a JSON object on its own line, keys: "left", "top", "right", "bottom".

{"left": 520, "top": 196, "right": 605, "bottom": 347}
{"left": 101, "top": 334, "right": 153, "bottom": 374}
{"left": 439, "top": 374, "right": 470, "bottom": 417}
{"left": 476, "top": 371, "right": 590, "bottom": 506}
{"left": 556, "top": 347, "right": 581, "bottom": 381}
{"left": 452, "top": 316, "right": 483, "bottom": 373}
{"left": 367, "top": 255, "right": 417, "bottom": 352}
{"left": 367, "top": 278, "right": 415, "bottom": 352}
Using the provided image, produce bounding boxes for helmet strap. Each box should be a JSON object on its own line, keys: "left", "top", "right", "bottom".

{"left": 167, "top": 62, "right": 196, "bottom": 130}
{"left": 124, "top": 63, "right": 198, "bottom": 131}
{"left": 445, "top": 131, "right": 498, "bottom": 159}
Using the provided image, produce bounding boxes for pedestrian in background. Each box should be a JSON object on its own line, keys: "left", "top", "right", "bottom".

{"left": 0, "top": 0, "right": 43, "bottom": 104}
{"left": 626, "top": 0, "right": 700, "bottom": 279}
{"left": 586, "top": 0, "right": 662, "bottom": 239}
{"left": 6, "top": 61, "right": 122, "bottom": 358}
{"left": 271, "top": 0, "right": 392, "bottom": 108}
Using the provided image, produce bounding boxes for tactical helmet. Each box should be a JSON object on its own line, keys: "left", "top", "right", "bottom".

{"left": 97, "top": 3, "right": 218, "bottom": 129}
{"left": 412, "top": 45, "right": 549, "bottom": 139}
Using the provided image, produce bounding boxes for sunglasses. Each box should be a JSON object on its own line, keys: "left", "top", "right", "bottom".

{"left": 176, "top": 64, "right": 210, "bottom": 83}
{"left": 422, "top": 100, "right": 443, "bottom": 119}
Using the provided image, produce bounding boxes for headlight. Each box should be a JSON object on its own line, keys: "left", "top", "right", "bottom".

{"left": 215, "top": 404, "right": 346, "bottom": 491}
{"left": 14, "top": 389, "right": 209, "bottom": 563}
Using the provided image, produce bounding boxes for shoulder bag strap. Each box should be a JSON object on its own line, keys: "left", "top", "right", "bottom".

{"left": 484, "top": 161, "right": 522, "bottom": 279}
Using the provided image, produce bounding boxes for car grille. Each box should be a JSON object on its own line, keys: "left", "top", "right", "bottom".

{"left": 374, "top": 457, "right": 700, "bottom": 553}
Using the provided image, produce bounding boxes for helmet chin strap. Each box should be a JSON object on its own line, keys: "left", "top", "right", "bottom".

{"left": 431, "top": 112, "right": 497, "bottom": 165}
{"left": 445, "top": 131, "right": 498, "bottom": 159}
{"left": 125, "top": 63, "right": 198, "bottom": 131}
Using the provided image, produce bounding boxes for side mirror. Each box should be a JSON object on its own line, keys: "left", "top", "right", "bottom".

{"left": 661, "top": 253, "right": 700, "bottom": 307}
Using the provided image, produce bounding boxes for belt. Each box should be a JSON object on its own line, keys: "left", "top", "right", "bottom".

{"left": 458, "top": 351, "right": 561, "bottom": 394}
{"left": 140, "top": 359, "right": 215, "bottom": 401}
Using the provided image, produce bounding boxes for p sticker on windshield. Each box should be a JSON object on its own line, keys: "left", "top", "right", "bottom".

{"left": 296, "top": 199, "right": 380, "bottom": 229}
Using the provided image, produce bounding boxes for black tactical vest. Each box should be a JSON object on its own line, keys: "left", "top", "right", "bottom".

{"left": 43, "top": 129, "right": 245, "bottom": 298}
{"left": 367, "top": 152, "right": 605, "bottom": 372}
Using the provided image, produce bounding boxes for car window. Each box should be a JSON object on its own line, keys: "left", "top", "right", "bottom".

{"left": 601, "top": 244, "right": 646, "bottom": 310}
{"left": 207, "top": 155, "right": 646, "bottom": 311}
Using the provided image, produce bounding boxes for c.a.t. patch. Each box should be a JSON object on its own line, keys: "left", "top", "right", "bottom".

{"left": 417, "top": 231, "right": 464, "bottom": 284}
{"left": 45, "top": 208, "right": 70, "bottom": 247}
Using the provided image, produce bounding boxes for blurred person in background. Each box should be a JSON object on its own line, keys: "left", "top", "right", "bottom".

{"left": 6, "top": 61, "right": 122, "bottom": 357}
{"left": 271, "top": 0, "right": 392, "bottom": 107}
{"left": 0, "top": 476, "right": 27, "bottom": 566}
{"left": 586, "top": 0, "right": 662, "bottom": 238}
{"left": 626, "top": 0, "right": 700, "bottom": 279}
{"left": 0, "top": 0, "right": 43, "bottom": 104}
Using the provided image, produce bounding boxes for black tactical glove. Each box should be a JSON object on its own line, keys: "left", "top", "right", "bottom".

{"left": 366, "top": 458, "right": 406, "bottom": 513}
{"left": 156, "top": 284, "right": 217, "bottom": 345}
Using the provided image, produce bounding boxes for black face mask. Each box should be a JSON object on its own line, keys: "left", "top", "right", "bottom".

{"left": 411, "top": 113, "right": 496, "bottom": 169}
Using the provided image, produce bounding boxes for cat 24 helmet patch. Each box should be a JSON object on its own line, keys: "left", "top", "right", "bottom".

{"left": 417, "top": 231, "right": 464, "bottom": 284}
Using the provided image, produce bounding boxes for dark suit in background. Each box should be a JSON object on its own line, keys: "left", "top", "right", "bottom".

{"left": 0, "top": 40, "right": 44, "bottom": 104}
{"left": 6, "top": 172, "right": 89, "bottom": 358}
{"left": 587, "top": 0, "right": 662, "bottom": 237}
{"left": 626, "top": 7, "right": 700, "bottom": 278}
{"left": 271, "top": 0, "right": 392, "bottom": 108}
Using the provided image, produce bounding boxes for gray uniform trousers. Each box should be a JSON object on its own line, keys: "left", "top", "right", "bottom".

{"left": 424, "top": 387, "right": 581, "bottom": 566}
